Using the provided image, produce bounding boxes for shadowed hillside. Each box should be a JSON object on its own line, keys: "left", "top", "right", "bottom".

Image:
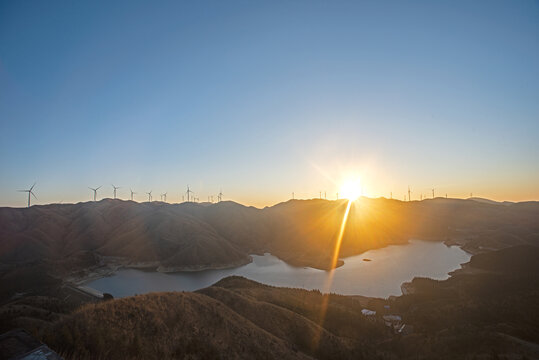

{"left": 41, "top": 276, "right": 388, "bottom": 360}
{"left": 1, "top": 198, "right": 539, "bottom": 280}
{"left": 36, "top": 242, "right": 539, "bottom": 360}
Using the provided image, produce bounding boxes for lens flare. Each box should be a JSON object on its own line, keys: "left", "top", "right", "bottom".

{"left": 312, "top": 199, "right": 353, "bottom": 349}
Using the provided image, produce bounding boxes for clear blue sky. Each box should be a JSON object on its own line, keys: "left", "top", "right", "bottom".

{"left": 1, "top": 0, "right": 538, "bottom": 207}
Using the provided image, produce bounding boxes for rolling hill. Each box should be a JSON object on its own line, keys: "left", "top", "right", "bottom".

{"left": 1, "top": 198, "right": 539, "bottom": 278}
{"left": 37, "top": 243, "right": 539, "bottom": 360}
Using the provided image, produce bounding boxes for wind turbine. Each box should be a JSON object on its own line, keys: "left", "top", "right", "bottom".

{"left": 89, "top": 186, "right": 102, "bottom": 201}
{"left": 146, "top": 190, "right": 152, "bottom": 202}
{"left": 111, "top": 184, "right": 120, "bottom": 199}
{"left": 408, "top": 186, "right": 412, "bottom": 202}
{"left": 161, "top": 192, "right": 167, "bottom": 202}
{"left": 18, "top": 183, "right": 37, "bottom": 207}
{"left": 130, "top": 189, "right": 136, "bottom": 201}
{"left": 432, "top": 188, "right": 435, "bottom": 198}
{"left": 218, "top": 189, "right": 223, "bottom": 202}
{"left": 186, "top": 185, "right": 193, "bottom": 202}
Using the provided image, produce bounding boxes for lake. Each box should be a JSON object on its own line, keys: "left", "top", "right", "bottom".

{"left": 86, "top": 239, "right": 471, "bottom": 298}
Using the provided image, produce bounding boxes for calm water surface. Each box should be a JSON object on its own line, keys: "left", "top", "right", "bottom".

{"left": 86, "top": 240, "right": 470, "bottom": 298}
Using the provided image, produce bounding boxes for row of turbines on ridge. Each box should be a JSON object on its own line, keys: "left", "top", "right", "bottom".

{"left": 301, "top": 186, "right": 461, "bottom": 202}
{"left": 18, "top": 183, "right": 224, "bottom": 208}
{"left": 18, "top": 183, "right": 474, "bottom": 208}
{"left": 88, "top": 184, "right": 224, "bottom": 203}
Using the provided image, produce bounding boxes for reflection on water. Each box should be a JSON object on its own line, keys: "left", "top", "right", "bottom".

{"left": 87, "top": 240, "right": 471, "bottom": 298}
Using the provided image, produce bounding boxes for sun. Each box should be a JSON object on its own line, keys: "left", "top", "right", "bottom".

{"left": 339, "top": 177, "right": 362, "bottom": 201}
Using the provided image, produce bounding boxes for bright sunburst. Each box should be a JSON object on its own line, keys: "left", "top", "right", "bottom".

{"left": 339, "top": 178, "right": 362, "bottom": 200}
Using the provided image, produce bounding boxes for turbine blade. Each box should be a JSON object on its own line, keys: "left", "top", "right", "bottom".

{"left": 31, "top": 192, "right": 37, "bottom": 200}
{"left": 30, "top": 183, "right": 36, "bottom": 191}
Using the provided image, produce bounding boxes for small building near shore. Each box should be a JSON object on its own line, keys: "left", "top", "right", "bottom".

{"left": 361, "top": 309, "right": 376, "bottom": 316}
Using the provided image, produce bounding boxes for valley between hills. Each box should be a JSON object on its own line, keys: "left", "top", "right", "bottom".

{"left": 1, "top": 198, "right": 539, "bottom": 359}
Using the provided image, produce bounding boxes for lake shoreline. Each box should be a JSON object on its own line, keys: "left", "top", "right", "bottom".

{"left": 80, "top": 239, "right": 471, "bottom": 298}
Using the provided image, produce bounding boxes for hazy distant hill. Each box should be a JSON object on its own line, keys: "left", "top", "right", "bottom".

{"left": 1, "top": 198, "right": 538, "bottom": 273}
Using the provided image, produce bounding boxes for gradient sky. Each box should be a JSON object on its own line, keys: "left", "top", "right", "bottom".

{"left": 1, "top": 0, "right": 538, "bottom": 208}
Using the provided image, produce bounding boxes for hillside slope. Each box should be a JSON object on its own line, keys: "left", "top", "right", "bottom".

{"left": 38, "top": 245, "right": 539, "bottom": 360}
{"left": 42, "top": 277, "right": 388, "bottom": 360}
{"left": 1, "top": 198, "right": 538, "bottom": 275}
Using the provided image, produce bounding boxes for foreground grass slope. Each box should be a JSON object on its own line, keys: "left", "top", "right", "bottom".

{"left": 43, "top": 277, "right": 387, "bottom": 360}
{"left": 36, "top": 246, "right": 539, "bottom": 360}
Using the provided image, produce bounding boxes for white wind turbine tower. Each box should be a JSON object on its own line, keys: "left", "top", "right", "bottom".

{"left": 111, "top": 184, "right": 120, "bottom": 199}
{"left": 89, "top": 186, "right": 102, "bottom": 201}
{"left": 18, "top": 183, "right": 37, "bottom": 208}
{"left": 186, "top": 185, "right": 193, "bottom": 202}
{"left": 161, "top": 192, "right": 167, "bottom": 202}
{"left": 218, "top": 189, "right": 223, "bottom": 202}
{"left": 130, "top": 189, "right": 136, "bottom": 201}
{"left": 146, "top": 190, "right": 152, "bottom": 202}
{"left": 408, "top": 186, "right": 412, "bottom": 202}
{"left": 432, "top": 188, "right": 435, "bottom": 198}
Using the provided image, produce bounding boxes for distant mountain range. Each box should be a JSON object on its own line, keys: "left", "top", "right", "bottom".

{"left": 1, "top": 198, "right": 538, "bottom": 274}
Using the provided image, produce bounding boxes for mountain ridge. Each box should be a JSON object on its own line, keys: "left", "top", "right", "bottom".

{"left": 1, "top": 198, "right": 538, "bottom": 279}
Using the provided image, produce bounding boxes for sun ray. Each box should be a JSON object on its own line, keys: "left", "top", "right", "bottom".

{"left": 312, "top": 198, "right": 353, "bottom": 349}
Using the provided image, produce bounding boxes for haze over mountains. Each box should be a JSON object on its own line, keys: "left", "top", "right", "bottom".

{"left": 1, "top": 198, "right": 538, "bottom": 275}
